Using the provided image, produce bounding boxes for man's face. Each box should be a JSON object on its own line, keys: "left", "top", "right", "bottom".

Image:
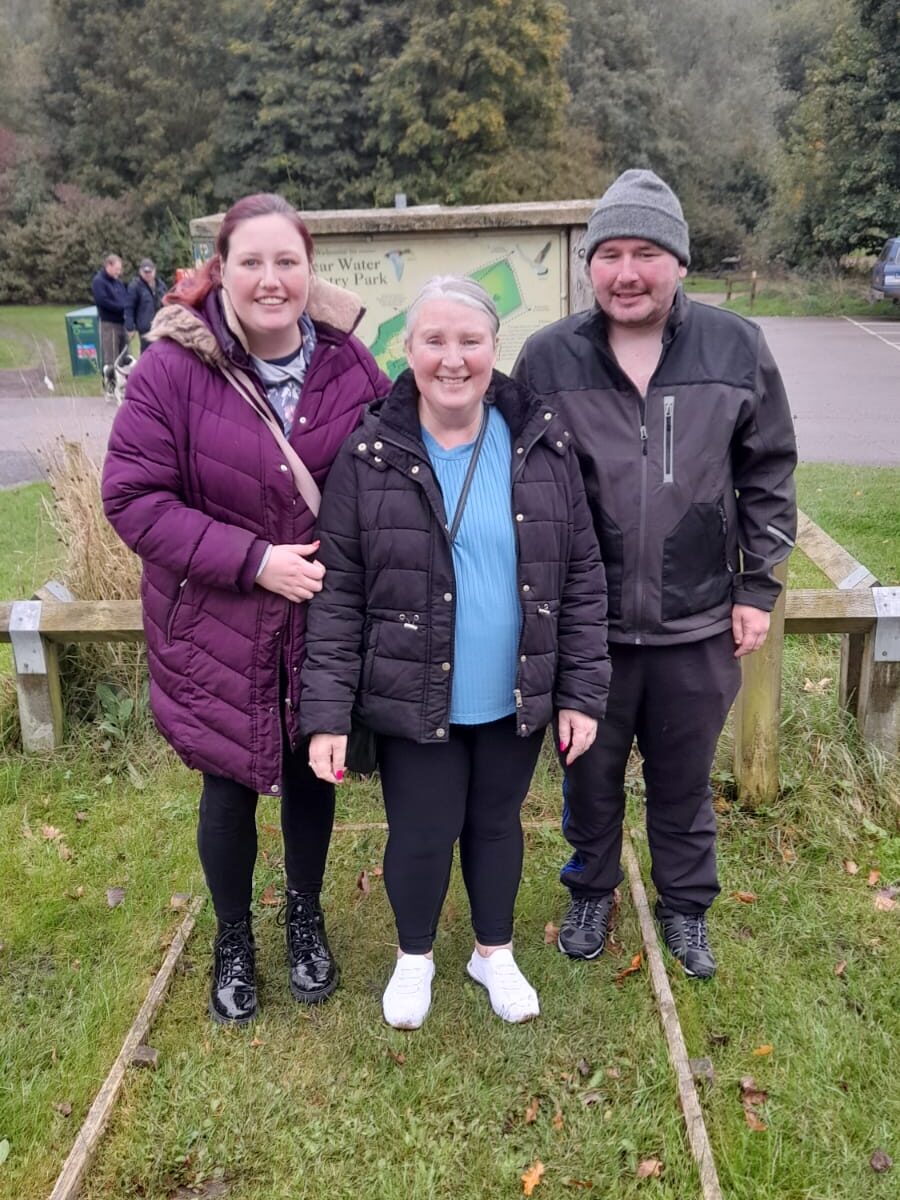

{"left": 140, "top": 266, "right": 156, "bottom": 286}
{"left": 106, "top": 258, "right": 123, "bottom": 279}
{"left": 589, "top": 238, "right": 686, "bottom": 330}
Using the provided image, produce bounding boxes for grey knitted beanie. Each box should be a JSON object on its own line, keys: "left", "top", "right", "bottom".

{"left": 585, "top": 169, "right": 690, "bottom": 266}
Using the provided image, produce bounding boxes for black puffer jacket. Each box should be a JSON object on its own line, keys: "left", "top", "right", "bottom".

{"left": 513, "top": 290, "right": 797, "bottom": 645}
{"left": 300, "top": 370, "right": 609, "bottom": 744}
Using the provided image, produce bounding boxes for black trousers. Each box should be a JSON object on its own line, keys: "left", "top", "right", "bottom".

{"left": 378, "top": 716, "right": 546, "bottom": 954}
{"left": 560, "top": 630, "right": 741, "bottom": 913}
{"left": 197, "top": 736, "right": 335, "bottom": 924}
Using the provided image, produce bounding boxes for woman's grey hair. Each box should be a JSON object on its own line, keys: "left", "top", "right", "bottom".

{"left": 404, "top": 275, "right": 500, "bottom": 344}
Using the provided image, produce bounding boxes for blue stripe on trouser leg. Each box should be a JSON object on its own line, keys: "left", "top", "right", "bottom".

{"left": 560, "top": 771, "right": 584, "bottom": 884}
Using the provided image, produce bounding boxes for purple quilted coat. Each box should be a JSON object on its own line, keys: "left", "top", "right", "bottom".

{"left": 102, "top": 280, "right": 391, "bottom": 794}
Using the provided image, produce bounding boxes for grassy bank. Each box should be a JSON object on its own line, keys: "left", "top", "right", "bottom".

{"left": 722, "top": 275, "right": 898, "bottom": 319}
{"left": 0, "top": 469, "right": 898, "bottom": 1198}
{"left": 0, "top": 306, "right": 103, "bottom": 396}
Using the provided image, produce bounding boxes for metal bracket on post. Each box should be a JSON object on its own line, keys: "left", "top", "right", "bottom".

{"left": 9, "top": 601, "right": 46, "bottom": 675}
{"left": 872, "top": 587, "right": 900, "bottom": 662}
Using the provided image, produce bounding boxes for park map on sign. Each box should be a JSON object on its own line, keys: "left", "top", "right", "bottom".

{"left": 313, "top": 231, "right": 567, "bottom": 378}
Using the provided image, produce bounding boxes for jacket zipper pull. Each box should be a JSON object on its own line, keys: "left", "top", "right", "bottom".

{"left": 640, "top": 424, "right": 648, "bottom": 456}
{"left": 513, "top": 688, "right": 523, "bottom": 709}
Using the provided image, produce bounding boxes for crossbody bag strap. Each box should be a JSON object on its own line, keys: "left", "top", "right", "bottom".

{"left": 219, "top": 362, "right": 322, "bottom": 517}
{"left": 447, "top": 403, "right": 490, "bottom": 544}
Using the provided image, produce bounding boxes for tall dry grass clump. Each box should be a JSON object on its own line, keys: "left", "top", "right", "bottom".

{"left": 43, "top": 440, "right": 147, "bottom": 725}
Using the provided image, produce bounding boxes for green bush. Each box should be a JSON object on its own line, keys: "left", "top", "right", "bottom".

{"left": 0, "top": 185, "right": 142, "bottom": 304}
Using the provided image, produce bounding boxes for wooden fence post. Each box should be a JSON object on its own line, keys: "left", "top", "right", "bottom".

{"left": 855, "top": 587, "right": 900, "bottom": 755}
{"left": 733, "top": 559, "right": 790, "bottom": 805}
{"left": 9, "top": 601, "right": 64, "bottom": 751}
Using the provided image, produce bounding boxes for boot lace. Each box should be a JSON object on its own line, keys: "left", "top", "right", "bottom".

{"left": 568, "top": 895, "right": 611, "bottom": 930}
{"left": 216, "top": 922, "right": 253, "bottom": 985}
{"left": 681, "top": 914, "right": 710, "bottom": 952}
{"left": 278, "top": 892, "right": 321, "bottom": 954}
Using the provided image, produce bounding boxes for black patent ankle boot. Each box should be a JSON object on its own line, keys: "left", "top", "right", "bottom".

{"left": 280, "top": 889, "right": 339, "bottom": 1003}
{"left": 209, "top": 914, "right": 258, "bottom": 1024}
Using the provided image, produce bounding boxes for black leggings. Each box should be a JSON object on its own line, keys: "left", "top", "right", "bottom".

{"left": 197, "top": 737, "right": 335, "bottom": 924}
{"left": 378, "top": 717, "right": 545, "bottom": 954}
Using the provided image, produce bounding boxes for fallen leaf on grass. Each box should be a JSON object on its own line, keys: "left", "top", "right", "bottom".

{"left": 53, "top": 1100, "right": 72, "bottom": 1117}
{"left": 870, "top": 1149, "right": 893, "bottom": 1173}
{"left": 387, "top": 1049, "right": 406, "bottom": 1066}
{"left": 834, "top": 960, "right": 847, "bottom": 977}
{"left": 170, "top": 893, "right": 190, "bottom": 910}
{"left": 260, "top": 822, "right": 280, "bottom": 836}
{"left": 370, "top": 865, "right": 383, "bottom": 878}
{"left": 636, "top": 1158, "right": 662, "bottom": 1178}
{"left": 524, "top": 1096, "right": 540, "bottom": 1124}
{"left": 544, "top": 921, "right": 560, "bottom": 944}
{"left": 606, "top": 1066, "right": 621, "bottom": 1080}
{"left": 41, "top": 824, "right": 62, "bottom": 841}
{"left": 356, "top": 869, "right": 370, "bottom": 896}
{"left": 58, "top": 843, "right": 73, "bottom": 861}
{"left": 867, "top": 869, "right": 881, "bottom": 887}
{"left": 752, "top": 1045, "right": 774, "bottom": 1057}
{"left": 744, "top": 1107, "right": 767, "bottom": 1132}
{"left": 580, "top": 1090, "right": 603, "bottom": 1107}
{"left": 802, "top": 677, "right": 831, "bottom": 693}
{"left": 739, "top": 1076, "right": 768, "bottom": 1132}
{"left": 732, "top": 891, "right": 758, "bottom": 903}
{"left": 68, "top": 886, "right": 84, "bottom": 900}
{"left": 259, "top": 885, "right": 281, "bottom": 907}
{"left": 614, "top": 953, "right": 642, "bottom": 984}
{"left": 106, "top": 887, "right": 126, "bottom": 908}
{"left": 712, "top": 795, "right": 731, "bottom": 815}
{"left": 577, "top": 1059, "right": 591, "bottom": 1077}
{"left": 873, "top": 891, "right": 896, "bottom": 912}
{"left": 249, "top": 1037, "right": 264, "bottom": 1048}
{"left": 552, "top": 1110, "right": 564, "bottom": 1131}
{"left": 75, "top": 811, "right": 88, "bottom": 823}
{"left": 781, "top": 847, "right": 797, "bottom": 864}
{"left": 521, "top": 1161, "right": 545, "bottom": 1195}
{"left": 842, "top": 859, "right": 859, "bottom": 876}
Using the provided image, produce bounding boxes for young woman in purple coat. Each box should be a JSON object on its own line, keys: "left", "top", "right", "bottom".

{"left": 102, "top": 194, "right": 390, "bottom": 1024}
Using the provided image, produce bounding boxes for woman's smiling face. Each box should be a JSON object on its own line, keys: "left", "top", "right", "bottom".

{"left": 220, "top": 213, "right": 310, "bottom": 358}
{"left": 405, "top": 298, "right": 497, "bottom": 426}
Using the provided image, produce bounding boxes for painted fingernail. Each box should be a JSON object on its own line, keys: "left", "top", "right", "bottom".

{"left": 559, "top": 740, "right": 567, "bottom": 752}
{"left": 335, "top": 770, "right": 344, "bottom": 781}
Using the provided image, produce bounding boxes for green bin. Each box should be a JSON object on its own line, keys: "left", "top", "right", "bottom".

{"left": 65, "top": 306, "right": 102, "bottom": 376}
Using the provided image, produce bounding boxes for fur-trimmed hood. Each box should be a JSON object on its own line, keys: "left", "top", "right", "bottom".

{"left": 146, "top": 275, "right": 365, "bottom": 367}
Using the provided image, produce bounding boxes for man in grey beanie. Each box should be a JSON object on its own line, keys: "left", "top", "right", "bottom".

{"left": 513, "top": 169, "right": 796, "bottom": 979}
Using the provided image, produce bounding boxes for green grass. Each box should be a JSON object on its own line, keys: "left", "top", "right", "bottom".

{"left": 683, "top": 275, "right": 728, "bottom": 295}
{"left": 722, "top": 275, "right": 899, "bottom": 319}
{"left": 1, "top": 474, "right": 898, "bottom": 1199}
{"left": 0, "top": 306, "right": 104, "bottom": 396}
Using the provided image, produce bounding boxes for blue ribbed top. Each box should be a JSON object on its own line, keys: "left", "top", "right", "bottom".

{"left": 421, "top": 406, "right": 520, "bottom": 724}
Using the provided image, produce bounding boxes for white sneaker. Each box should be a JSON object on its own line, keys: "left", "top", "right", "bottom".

{"left": 466, "top": 948, "right": 540, "bottom": 1023}
{"left": 382, "top": 954, "right": 435, "bottom": 1030}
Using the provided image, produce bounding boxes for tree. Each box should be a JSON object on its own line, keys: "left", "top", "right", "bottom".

{"left": 212, "top": 0, "right": 407, "bottom": 210}
{"left": 42, "top": 0, "right": 229, "bottom": 218}
{"left": 366, "top": 0, "right": 602, "bottom": 205}
{"left": 771, "top": 0, "right": 900, "bottom": 263}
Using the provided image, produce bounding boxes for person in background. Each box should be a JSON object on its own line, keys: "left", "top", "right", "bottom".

{"left": 125, "top": 258, "right": 167, "bottom": 352}
{"left": 102, "top": 193, "right": 391, "bottom": 1025}
{"left": 514, "top": 170, "right": 797, "bottom": 979}
{"left": 301, "top": 275, "right": 610, "bottom": 1030}
{"left": 91, "top": 253, "right": 128, "bottom": 377}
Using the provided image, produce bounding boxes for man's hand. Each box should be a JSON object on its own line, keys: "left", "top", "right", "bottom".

{"left": 558, "top": 708, "right": 598, "bottom": 765}
{"left": 732, "top": 604, "right": 770, "bottom": 658}
{"left": 308, "top": 733, "right": 347, "bottom": 783}
{"left": 257, "top": 541, "right": 325, "bottom": 602}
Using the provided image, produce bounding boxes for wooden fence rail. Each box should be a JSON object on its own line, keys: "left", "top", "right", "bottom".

{"left": 2, "top": 512, "right": 897, "bottom": 802}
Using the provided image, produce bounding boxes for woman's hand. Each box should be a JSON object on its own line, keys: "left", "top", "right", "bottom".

{"left": 558, "top": 709, "right": 598, "bottom": 766}
{"left": 257, "top": 541, "right": 326, "bottom": 601}
{"left": 308, "top": 733, "right": 348, "bottom": 783}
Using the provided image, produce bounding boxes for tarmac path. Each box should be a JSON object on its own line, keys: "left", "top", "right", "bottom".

{"left": 1, "top": 313, "right": 897, "bottom": 489}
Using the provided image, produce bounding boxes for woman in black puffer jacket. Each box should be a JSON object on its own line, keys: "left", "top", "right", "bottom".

{"left": 302, "top": 276, "right": 609, "bottom": 1030}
